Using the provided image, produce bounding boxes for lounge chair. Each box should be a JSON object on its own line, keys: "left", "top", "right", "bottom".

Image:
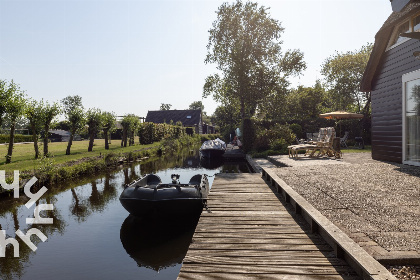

{"left": 287, "top": 129, "right": 324, "bottom": 158}
{"left": 306, "top": 127, "right": 341, "bottom": 158}
{"left": 340, "top": 131, "right": 349, "bottom": 148}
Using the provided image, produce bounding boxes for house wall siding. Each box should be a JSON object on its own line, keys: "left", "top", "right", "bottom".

{"left": 371, "top": 38, "right": 420, "bottom": 163}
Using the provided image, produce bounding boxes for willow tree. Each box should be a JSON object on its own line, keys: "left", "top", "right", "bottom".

{"left": 0, "top": 80, "right": 16, "bottom": 128}
{"left": 25, "top": 99, "right": 44, "bottom": 159}
{"left": 203, "top": 0, "right": 306, "bottom": 120}
{"left": 41, "top": 101, "right": 61, "bottom": 156}
{"left": 61, "top": 95, "right": 85, "bottom": 155}
{"left": 5, "top": 85, "right": 26, "bottom": 164}
{"left": 102, "top": 111, "right": 116, "bottom": 150}
{"left": 86, "top": 108, "right": 102, "bottom": 152}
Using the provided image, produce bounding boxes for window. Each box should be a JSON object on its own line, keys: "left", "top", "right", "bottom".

{"left": 402, "top": 70, "right": 420, "bottom": 166}
{"left": 413, "top": 14, "right": 420, "bottom": 31}
{"left": 186, "top": 116, "right": 191, "bottom": 119}
{"left": 388, "top": 12, "right": 420, "bottom": 49}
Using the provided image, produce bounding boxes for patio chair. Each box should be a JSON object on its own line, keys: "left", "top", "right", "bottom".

{"left": 288, "top": 128, "right": 327, "bottom": 158}
{"left": 306, "top": 127, "right": 341, "bottom": 159}
{"left": 340, "top": 131, "right": 349, "bottom": 148}
{"left": 287, "top": 143, "right": 317, "bottom": 158}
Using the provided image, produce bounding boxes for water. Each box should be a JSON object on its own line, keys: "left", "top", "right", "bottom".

{"left": 0, "top": 148, "right": 251, "bottom": 280}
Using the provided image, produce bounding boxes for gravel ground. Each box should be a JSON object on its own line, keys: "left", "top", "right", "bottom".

{"left": 387, "top": 265, "right": 420, "bottom": 280}
{"left": 267, "top": 153, "right": 420, "bottom": 279}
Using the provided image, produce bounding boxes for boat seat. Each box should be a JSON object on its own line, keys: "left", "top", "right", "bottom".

{"left": 189, "top": 174, "right": 203, "bottom": 185}
{"left": 147, "top": 174, "right": 162, "bottom": 185}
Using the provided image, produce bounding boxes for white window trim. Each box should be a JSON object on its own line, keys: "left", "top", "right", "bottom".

{"left": 402, "top": 69, "right": 420, "bottom": 166}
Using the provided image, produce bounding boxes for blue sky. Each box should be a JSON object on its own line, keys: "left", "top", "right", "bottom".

{"left": 0, "top": 0, "right": 391, "bottom": 118}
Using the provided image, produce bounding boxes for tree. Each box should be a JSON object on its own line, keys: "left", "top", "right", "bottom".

{"left": 0, "top": 80, "right": 16, "bottom": 128}
{"left": 189, "top": 101, "right": 204, "bottom": 111}
{"left": 212, "top": 102, "right": 241, "bottom": 141}
{"left": 321, "top": 44, "right": 373, "bottom": 113}
{"left": 41, "top": 101, "right": 61, "bottom": 157}
{"left": 61, "top": 95, "right": 85, "bottom": 155}
{"left": 25, "top": 99, "right": 44, "bottom": 159}
{"left": 160, "top": 103, "right": 172, "bottom": 110}
{"left": 286, "top": 81, "right": 327, "bottom": 122}
{"left": 86, "top": 108, "right": 103, "bottom": 152}
{"left": 203, "top": 1, "right": 306, "bottom": 120}
{"left": 5, "top": 84, "right": 26, "bottom": 164}
{"left": 120, "top": 114, "right": 139, "bottom": 147}
{"left": 101, "top": 111, "right": 116, "bottom": 150}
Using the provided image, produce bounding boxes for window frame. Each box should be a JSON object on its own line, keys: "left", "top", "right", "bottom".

{"left": 387, "top": 12, "right": 420, "bottom": 50}
{"left": 402, "top": 69, "right": 420, "bottom": 167}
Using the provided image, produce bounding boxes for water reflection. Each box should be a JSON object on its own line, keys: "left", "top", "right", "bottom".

{"left": 120, "top": 214, "right": 199, "bottom": 271}
{"left": 0, "top": 146, "right": 249, "bottom": 279}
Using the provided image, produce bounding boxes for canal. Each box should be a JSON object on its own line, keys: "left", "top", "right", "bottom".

{"left": 0, "top": 147, "right": 252, "bottom": 280}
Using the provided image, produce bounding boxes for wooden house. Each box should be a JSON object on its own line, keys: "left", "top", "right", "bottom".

{"left": 145, "top": 109, "right": 203, "bottom": 134}
{"left": 361, "top": 0, "right": 420, "bottom": 166}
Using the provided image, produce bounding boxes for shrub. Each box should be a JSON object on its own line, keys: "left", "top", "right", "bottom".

{"left": 0, "top": 134, "right": 33, "bottom": 143}
{"left": 254, "top": 124, "right": 295, "bottom": 153}
{"left": 289, "top": 123, "right": 303, "bottom": 140}
{"left": 138, "top": 122, "right": 187, "bottom": 145}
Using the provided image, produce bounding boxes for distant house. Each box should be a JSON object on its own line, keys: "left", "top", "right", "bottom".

{"left": 361, "top": 0, "right": 420, "bottom": 166}
{"left": 145, "top": 109, "right": 203, "bottom": 134}
{"left": 48, "top": 130, "right": 81, "bottom": 142}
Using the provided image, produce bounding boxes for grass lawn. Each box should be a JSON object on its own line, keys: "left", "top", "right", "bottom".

{"left": 341, "top": 145, "right": 371, "bottom": 153}
{"left": 0, "top": 139, "right": 159, "bottom": 173}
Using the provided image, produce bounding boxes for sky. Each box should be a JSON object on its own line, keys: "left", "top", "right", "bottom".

{"left": 0, "top": 0, "right": 392, "bottom": 118}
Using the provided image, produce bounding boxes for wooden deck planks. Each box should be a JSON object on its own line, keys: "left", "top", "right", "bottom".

{"left": 177, "top": 173, "right": 360, "bottom": 280}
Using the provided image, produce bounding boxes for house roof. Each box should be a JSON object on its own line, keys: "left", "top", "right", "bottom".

{"left": 145, "top": 109, "right": 201, "bottom": 126}
{"left": 361, "top": 0, "right": 420, "bottom": 92}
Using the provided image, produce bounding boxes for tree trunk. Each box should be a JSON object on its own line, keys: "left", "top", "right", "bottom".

{"left": 104, "top": 129, "right": 109, "bottom": 150}
{"left": 30, "top": 123, "right": 39, "bottom": 159}
{"left": 66, "top": 129, "right": 75, "bottom": 155}
{"left": 6, "top": 122, "right": 16, "bottom": 164}
{"left": 121, "top": 127, "right": 127, "bottom": 147}
{"left": 240, "top": 99, "right": 245, "bottom": 120}
{"left": 88, "top": 131, "right": 95, "bottom": 152}
{"left": 43, "top": 124, "right": 49, "bottom": 157}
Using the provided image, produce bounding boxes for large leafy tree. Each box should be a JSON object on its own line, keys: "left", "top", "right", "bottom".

{"left": 25, "top": 99, "right": 44, "bottom": 159}
{"left": 41, "top": 101, "right": 61, "bottom": 157}
{"left": 101, "top": 111, "right": 116, "bottom": 150}
{"left": 4, "top": 83, "right": 26, "bottom": 164}
{"left": 0, "top": 80, "right": 17, "bottom": 128}
{"left": 86, "top": 108, "right": 103, "bottom": 152}
{"left": 160, "top": 103, "right": 172, "bottom": 111}
{"left": 121, "top": 114, "right": 139, "bottom": 147}
{"left": 203, "top": 0, "right": 306, "bottom": 120}
{"left": 286, "top": 81, "right": 327, "bottom": 122}
{"left": 61, "top": 95, "right": 85, "bottom": 155}
{"left": 321, "top": 44, "right": 373, "bottom": 114}
{"left": 189, "top": 101, "right": 204, "bottom": 111}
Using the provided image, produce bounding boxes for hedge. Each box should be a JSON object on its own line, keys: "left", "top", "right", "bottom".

{"left": 138, "top": 122, "right": 187, "bottom": 145}
{"left": 0, "top": 134, "right": 33, "bottom": 144}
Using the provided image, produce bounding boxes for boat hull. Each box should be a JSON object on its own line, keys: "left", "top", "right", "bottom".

{"left": 120, "top": 198, "right": 205, "bottom": 217}
{"left": 200, "top": 148, "right": 225, "bottom": 158}
{"left": 119, "top": 174, "right": 209, "bottom": 218}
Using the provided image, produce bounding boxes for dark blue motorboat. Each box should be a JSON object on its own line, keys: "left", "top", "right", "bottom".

{"left": 120, "top": 174, "right": 209, "bottom": 217}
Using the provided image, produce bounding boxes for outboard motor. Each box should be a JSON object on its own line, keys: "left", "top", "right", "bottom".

{"left": 171, "top": 174, "right": 180, "bottom": 184}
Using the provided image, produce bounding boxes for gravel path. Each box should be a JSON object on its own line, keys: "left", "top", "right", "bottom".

{"left": 267, "top": 153, "right": 420, "bottom": 279}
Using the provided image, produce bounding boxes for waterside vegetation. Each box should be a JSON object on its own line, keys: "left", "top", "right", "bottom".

{"left": 0, "top": 132, "right": 212, "bottom": 190}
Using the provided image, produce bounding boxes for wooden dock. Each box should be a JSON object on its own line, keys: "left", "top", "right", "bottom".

{"left": 177, "top": 173, "right": 360, "bottom": 280}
